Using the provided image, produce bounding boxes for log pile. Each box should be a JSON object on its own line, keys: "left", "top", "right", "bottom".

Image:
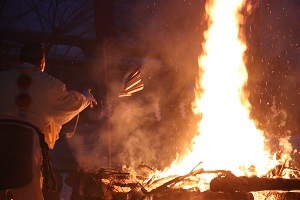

{"left": 79, "top": 167, "right": 300, "bottom": 200}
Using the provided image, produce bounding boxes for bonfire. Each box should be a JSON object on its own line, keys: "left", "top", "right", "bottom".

{"left": 74, "top": 0, "right": 300, "bottom": 199}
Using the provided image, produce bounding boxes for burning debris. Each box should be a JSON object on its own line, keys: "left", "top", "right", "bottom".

{"left": 73, "top": 163, "right": 300, "bottom": 200}
{"left": 119, "top": 66, "right": 144, "bottom": 97}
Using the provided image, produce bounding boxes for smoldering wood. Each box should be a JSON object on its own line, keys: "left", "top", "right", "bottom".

{"left": 210, "top": 174, "right": 300, "bottom": 193}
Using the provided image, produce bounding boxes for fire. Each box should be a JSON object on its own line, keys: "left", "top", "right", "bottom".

{"left": 191, "top": 0, "right": 274, "bottom": 176}
{"left": 152, "top": 0, "right": 281, "bottom": 192}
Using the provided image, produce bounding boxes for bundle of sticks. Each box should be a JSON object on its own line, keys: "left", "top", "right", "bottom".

{"left": 119, "top": 66, "right": 144, "bottom": 97}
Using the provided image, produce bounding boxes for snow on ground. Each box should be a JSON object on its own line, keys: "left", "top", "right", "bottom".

{"left": 60, "top": 173, "right": 72, "bottom": 200}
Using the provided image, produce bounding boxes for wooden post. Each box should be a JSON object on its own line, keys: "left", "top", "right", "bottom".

{"left": 103, "top": 47, "right": 111, "bottom": 168}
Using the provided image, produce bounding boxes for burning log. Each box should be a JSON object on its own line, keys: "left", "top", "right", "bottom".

{"left": 210, "top": 173, "right": 300, "bottom": 193}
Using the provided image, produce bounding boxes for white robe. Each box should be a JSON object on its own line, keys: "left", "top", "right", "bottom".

{"left": 0, "top": 62, "right": 90, "bottom": 149}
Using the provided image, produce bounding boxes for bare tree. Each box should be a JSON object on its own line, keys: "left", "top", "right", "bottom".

{"left": 0, "top": 0, "right": 95, "bottom": 60}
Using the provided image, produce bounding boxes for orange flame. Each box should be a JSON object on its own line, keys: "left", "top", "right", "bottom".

{"left": 154, "top": 0, "right": 281, "bottom": 192}
{"left": 192, "top": 0, "right": 274, "bottom": 176}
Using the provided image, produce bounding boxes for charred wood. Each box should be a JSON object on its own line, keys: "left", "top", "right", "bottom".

{"left": 210, "top": 174, "right": 300, "bottom": 193}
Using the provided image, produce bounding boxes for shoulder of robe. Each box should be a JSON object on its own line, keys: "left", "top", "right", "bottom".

{"left": 33, "top": 71, "right": 65, "bottom": 89}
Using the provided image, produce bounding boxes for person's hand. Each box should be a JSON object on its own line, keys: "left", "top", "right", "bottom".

{"left": 82, "top": 89, "right": 97, "bottom": 108}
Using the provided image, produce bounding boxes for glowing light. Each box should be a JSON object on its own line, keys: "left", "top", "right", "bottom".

{"left": 192, "top": 0, "right": 272, "bottom": 175}
{"left": 152, "top": 0, "right": 281, "bottom": 192}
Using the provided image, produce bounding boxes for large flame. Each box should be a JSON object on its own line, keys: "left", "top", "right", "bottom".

{"left": 154, "top": 0, "right": 280, "bottom": 191}
{"left": 191, "top": 0, "right": 274, "bottom": 175}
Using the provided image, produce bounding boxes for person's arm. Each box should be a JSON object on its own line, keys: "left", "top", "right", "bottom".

{"left": 81, "top": 89, "right": 97, "bottom": 108}
{"left": 42, "top": 79, "right": 96, "bottom": 148}
{"left": 48, "top": 83, "right": 96, "bottom": 125}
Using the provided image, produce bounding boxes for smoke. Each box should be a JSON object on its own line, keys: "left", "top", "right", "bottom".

{"left": 66, "top": 0, "right": 300, "bottom": 174}
{"left": 64, "top": 122, "right": 108, "bottom": 172}
{"left": 67, "top": 55, "right": 198, "bottom": 172}
{"left": 279, "top": 136, "right": 293, "bottom": 163}
{"left": 106, "top": 57, "right": 197, "bottom": 170}
{"left": 103, "top": 0, "right": 207, "bottom": 170}
{"left": 66, "top": 0, "right": 205, "bottom": 172}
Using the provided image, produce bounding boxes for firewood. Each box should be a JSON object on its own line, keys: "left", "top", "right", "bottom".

{"left": 210, "top": 174, "right": 300, "bottom": 193}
